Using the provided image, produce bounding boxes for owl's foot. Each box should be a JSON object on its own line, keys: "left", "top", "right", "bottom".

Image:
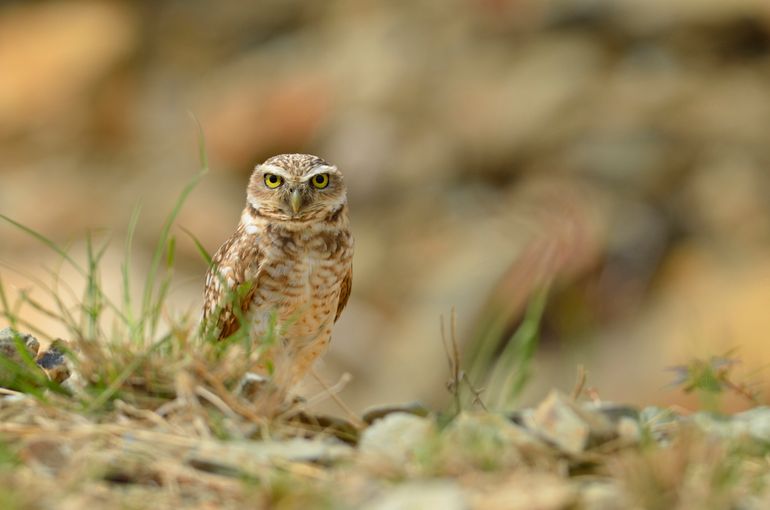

{"left": 235, "top": 371, "right": 306, "bottom": 416}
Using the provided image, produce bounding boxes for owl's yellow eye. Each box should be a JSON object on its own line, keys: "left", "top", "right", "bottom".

{"left": 264, "top": 174, "right": 283, "bottom": 189}
{"left": 311, "top": 173, "right": 329, "bottom": 189}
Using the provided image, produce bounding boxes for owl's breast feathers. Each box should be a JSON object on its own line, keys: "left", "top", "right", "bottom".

{"left": 202, "top": 210, "right": 353, "bottom": 344}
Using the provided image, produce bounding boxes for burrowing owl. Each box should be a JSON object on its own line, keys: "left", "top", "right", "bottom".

{"left": 202, "top": 154, "right": 353, "bottom": 386}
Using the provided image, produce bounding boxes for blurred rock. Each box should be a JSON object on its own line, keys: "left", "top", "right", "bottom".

{"left": 0, "top": 327, "right": 40, "bottom": 363}
{"left": 527, "top": 391, "right": 617, "bottom": 454}
{"left": 200, "top": 70, "right": 332, "bottom": 171}
{"left": 359, "top": 412, "right": 434, "bottom": 465}
{"left": 691, "top": 407, "right": 770, "bottom": 442}
{"left": 0, "top": 329, "right": 72, "bottom": 386}
{"left": 0, "top": 328, "right": 40, "bottom": 372}
{"left": 187, "top": 437, "right": 353, "bottom": 476}
{"left": 362, "top": 401, "right": 430, "bottom": 425}
{"left": 0, "top": 328, "right": 44, "bottom": 390}
{"left": 472, "top": 472, "right": 578, "bottom": 510}
{"left": 0, "top": 1, "right": 137, "bottom": 137}
{"left": 35, "top": 339, "right": 71, "bottom": 384}
{"left": 365, "top": 481, "right": 467, "bottom": 510}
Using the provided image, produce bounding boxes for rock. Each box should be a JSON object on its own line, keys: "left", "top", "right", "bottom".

{"left": 0, "top": 329, "right": 72, "bottom": 387}
{"left": 359, "top": 412, "right": 435, "bottom": 465}
{"left": 0, "top": 327, "right": 40, "bottom": 361}
{"left": 187, "top": 437, "right": 353, "bottom": 477}
{"left": 365, "top": 481, "right": 467, "bottom": 510}
{"left": 585, "top": 402, "right": 642, "bottom": 445}
{"left": 362, "top": 401, "right": 430, "bottom": 425}
{"left": 36, "top": 339, "right": 71, "bottom": 383}
{"left": 691, "top": 407, "right": 770, "bottom": 442}
{"left": 584, "top": 402, "right": 641, "bottom": 424}
{"left": 0, "top": 328, "right": 44, "bottom": 389}
{"left": 0, "top": 1, "right": 137, "bottom": 134}
{"left": 472, "top": 473, "right": 578, "bottom": 510}
{"left": 735, "top": 407, "right": 770, "bottom": 442}
{"left": 526, "top": 391, "right": 617, "bottom": 454}
{"left": 616, "top": 417, "right": 642, "bottom": 444}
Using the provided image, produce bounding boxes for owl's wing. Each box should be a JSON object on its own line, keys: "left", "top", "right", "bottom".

{"left": 334, "top": 265, "right": 352, "bottom": 322}
{"left": 202, "top": 228, "right": 262, "bottom": 339}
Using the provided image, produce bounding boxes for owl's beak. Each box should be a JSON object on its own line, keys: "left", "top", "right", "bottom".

{"left": 289, "top": 189, "right": 303, "bottom": 214}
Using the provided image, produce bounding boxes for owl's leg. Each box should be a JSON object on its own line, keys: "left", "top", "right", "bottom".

{"left": 287, "top": 327, "right": 333, "bottom": 386}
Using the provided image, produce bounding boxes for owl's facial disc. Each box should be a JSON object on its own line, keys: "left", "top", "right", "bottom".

{"left": 246, "top": 159, "right": 345, "bottom": 222}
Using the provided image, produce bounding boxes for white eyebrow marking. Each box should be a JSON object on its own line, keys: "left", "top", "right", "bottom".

{"left": 257, "top": 163, "right": 292, "bottom": 178}
{"left": 304, "top": 164, "right": 339, "bottom": 180}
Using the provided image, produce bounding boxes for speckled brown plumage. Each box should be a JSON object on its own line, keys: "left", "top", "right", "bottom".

{"left": 202, "top": 154, "right": 353, "bottom": 386}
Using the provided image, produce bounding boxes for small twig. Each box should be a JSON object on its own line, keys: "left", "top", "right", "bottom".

{"left": 441, "top": 308, "right": 462, "bottom": 413}
{"left": 462, "top": 372, "right": 488, "bottom": 411}
{"left": 571, "top": 364, "right": 587, "bottom": 401}
{"left": 310, "top": 369, "right": 364, "bottom": 429}
{"left": 442, "top": 307, "right": 488, "bottom": 412}
{"left": 304, "top": 371, "right": 352, "bottom": 407}
{"left": 191, "top": 360, "right": 267, "bottom": 424}
{"left": 450, "top": 308, "right": 460, "bottom": 386}
{"left": 195, "top": 385, "right": 241, "bottom": 420}
{"left": 721, "top": 376, "right": 761, "bottom": 405}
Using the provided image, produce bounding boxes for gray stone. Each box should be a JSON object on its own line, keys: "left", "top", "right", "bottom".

{"left": 734, "top": 407, "right": 770, "bottom": 442}
{"left": 527, "top": 390, "right": 617, "bottom": 454}
{"left": 187, "top": 437, "right": 353, "bottom": 477}
{"left": 0, "top": 327, "right": 40, "bottom": 360}
{"left": 0, "top": 328, "right": 44, "bottom": 388}
{"left": 691, "top": 407, "right": 770, "bottom": 442}
{"left": 0, "top": 329, "right": 72, "bottom": 387}
{"left": 359, "top": 412, "right": 434, "bottom": 464}
{"left": 583, "top": 402, "right": 640, "bottom": 424}
{"left": 362, "top": 401, "right": 430, "bottom": 425}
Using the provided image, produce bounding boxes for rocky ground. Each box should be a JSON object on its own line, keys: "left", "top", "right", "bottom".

{"left": 1, "top": 327, "right": 769, "bottom": 509}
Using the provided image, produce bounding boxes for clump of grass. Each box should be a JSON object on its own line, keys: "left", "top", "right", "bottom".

{"left": 446, "top": 285, "right": 548, "bottom": 413}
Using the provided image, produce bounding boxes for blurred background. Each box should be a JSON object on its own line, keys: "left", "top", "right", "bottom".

{"left": 2, "top": 0, "right": 770, "bottom": 414}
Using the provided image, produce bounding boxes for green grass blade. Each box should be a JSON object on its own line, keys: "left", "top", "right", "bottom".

{"left": 488, "top": 286, "right": 549, "bottom": 409}
{"left": 122, "top": 204, "right": 142, "bottom": 340}
{"left": 0, "top": 275, "right": 16, "bottom": 329}
{"left": 180, "top": 226, "right": 212, "bottom": 267}
{"left": 86, "top": 333, "right": 172, "bottom": 412}
{"left": 0, "top": 214, "right": 86, "bottom": 277}
{"left": 139, "top": 117, "right": 209, "bottom": 339}
{"left": 189, "top": 112, "right": 210, "bottom": 173}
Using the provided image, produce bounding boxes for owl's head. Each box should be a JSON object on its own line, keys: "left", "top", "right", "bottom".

{"left": 246, "top": 154, "right": 347, "bottom": 223}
